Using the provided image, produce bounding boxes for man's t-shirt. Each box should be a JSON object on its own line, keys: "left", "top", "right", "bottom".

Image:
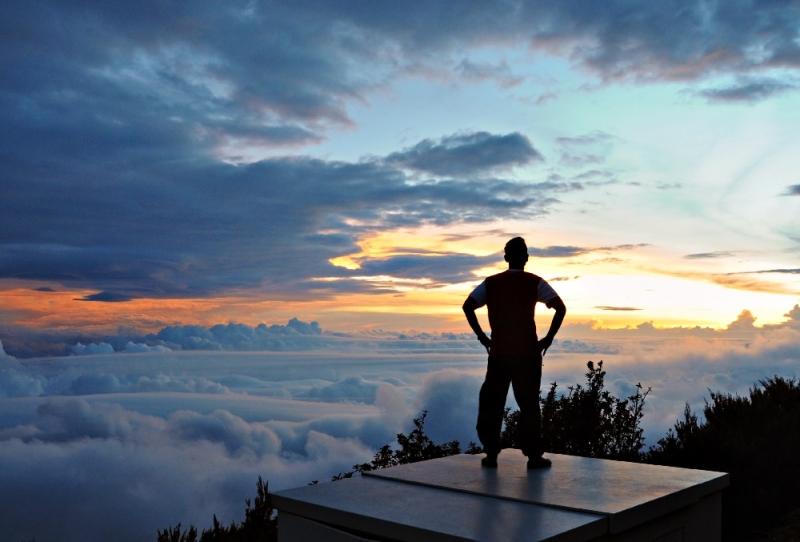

{"left": 469, "top": 270, "right": 558, "bottom": 357}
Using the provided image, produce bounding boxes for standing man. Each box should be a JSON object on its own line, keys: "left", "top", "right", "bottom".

{"left": 463, "top": 237, "right": 566, "bottom": 469}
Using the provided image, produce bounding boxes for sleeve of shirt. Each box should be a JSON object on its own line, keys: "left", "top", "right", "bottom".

{"left": 468, "top": 280, "right": 487, "bottom": 308}
{"left": 537, "top": 279, "right": 558, "bottom": 307}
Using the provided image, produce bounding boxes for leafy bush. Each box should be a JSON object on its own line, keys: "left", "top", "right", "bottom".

{"left": 647, "top": 376, "right": 800, "bottom": 540}
{"left": 502, "top": 360, "right": 650, "bottom": 461}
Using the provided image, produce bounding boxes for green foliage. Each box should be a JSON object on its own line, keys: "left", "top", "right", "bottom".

{"left": 502, "top": 361, "right": 650, "bottom": 461}
{"left": 156, "top": 477, "right": 277, "bottom": 542}
{"left": 647, "top": 376, "right": 800, "bottom": 540}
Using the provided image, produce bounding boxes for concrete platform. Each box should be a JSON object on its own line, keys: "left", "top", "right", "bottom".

{"left": 273, "top": 451, "right": 729, "bottom": 541}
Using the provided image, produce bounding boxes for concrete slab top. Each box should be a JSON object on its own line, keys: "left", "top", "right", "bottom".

{"left": 364, "top": 451, "right": 729, "bottom": 532}
{"left": 274, "top": 475, "right": 607, "bottom": 542}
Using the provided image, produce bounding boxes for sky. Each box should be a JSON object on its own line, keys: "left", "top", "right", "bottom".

{"left": 1, "top": 2, "right": 800, "bottom": 540}
{"left": 2, "top": 1, "right": 800, "bottom": 358}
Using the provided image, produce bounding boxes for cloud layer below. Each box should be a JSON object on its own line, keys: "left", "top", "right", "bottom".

{"left": 0, "top": 305, "right": 799, "bottom": 541}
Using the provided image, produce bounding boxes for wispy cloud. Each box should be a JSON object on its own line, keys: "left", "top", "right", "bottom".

{"left": 727, "top": 268, "right": 800, "bottom": 275}
{"left": 556, "top": 131, "right": 616, "bottom": 167}
{"left": 455, "top": 59, "right": 522, "bottom": 88}
{"left": 696, "top": 77, "right": 798, "bottom": 103}
{"left": 76, "top": 291, "right": 134, "bottom": 303}
{"left": 684, "top": 251, "right": 736, "bottom": 259}
{"left": 782, "top": 184, "right": 800, "bottom": 196}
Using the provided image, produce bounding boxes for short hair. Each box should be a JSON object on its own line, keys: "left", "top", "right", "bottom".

{"left": 504, "top": 237, "right": 528, "bottom": 261}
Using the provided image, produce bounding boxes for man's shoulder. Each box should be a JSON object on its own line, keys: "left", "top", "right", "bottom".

{"left": 486, "top": 270, "right": 542, "bottom": 283}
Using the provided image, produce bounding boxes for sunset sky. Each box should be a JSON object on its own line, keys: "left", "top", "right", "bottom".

{"left": 2, "top": 1, "right": 799, "bottom": 355}
{"left": 4, "top": 4, "right": 800, "bottom": 540}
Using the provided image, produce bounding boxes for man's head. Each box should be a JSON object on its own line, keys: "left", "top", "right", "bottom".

{"left": 504, "top": 236, "right": 529, "bottom": 268}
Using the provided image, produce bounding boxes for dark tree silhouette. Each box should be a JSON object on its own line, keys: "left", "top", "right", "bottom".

{"left": 156, "top": 477, "right": 276, "bottom": 542}
{"left": 647, "top": 376, "right": 800, "bottom": 541}
{"left": 502, "top": 361, "right": 650, "bottom": 461}
{"left": 333, "top": 411, "right": 468, "bottom": 479}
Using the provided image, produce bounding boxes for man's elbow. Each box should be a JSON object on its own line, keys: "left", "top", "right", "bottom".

{"left": 462, "top": 297, "right": 477, "bottom": 313}
{"left": 551, "top": 296, "right": 567, "bottom": 314}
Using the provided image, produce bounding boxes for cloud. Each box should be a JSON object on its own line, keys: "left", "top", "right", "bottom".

{"left": 0, "top": 397, "right": 376, "bottom": 542}
{"left": 385, "top": 131, "right": 543, "bottom": 176}
{"left": 684, "top": 251, "right": 736, "bottom": 259}
{"left": 595, "top": 306, "right": 643, "bottom": 311}
{"left": 529, "top": 245, "right": 590, "bottom": 258}
{"left": 414, "top": 370, "right": 483, "bottom": 446}
{"left": 0, "top": 341, "right": 13, "bottom": 360}
{"left": 352, "top": 252, "right": 497, "bottom": 284}
{"left": 727, "top": 268, "right": 800, "bottom": 275}
{"left": 77, "top": 291, "right": 134, "bottom": 302}
{"left": 456, "top": 59, "right": 522, "bottom": 88}
{"left": 726, "top": 309, "right": 757, "bottom": 331}
{"left": 556, "top": 131, "right": 615, "bottom": 167}
{"left": 1, "top": 152, "right": 564, "bottom": 302}
{"left": 5, "top": 1, "right": 796, "bottom": 309}
{"left": 696, "top": 77, "right": 798, "bottom": 102}
{"left": 528, "top": 243, "right": 647, "bottom": 258}
{"left": 69, "top": 342, "right": 115, "bottom": 356}
{"left": 548, "top": 275, "right": 580, "bottom": 282}
{"left": 154, "top": 318, "right": 327, "bottom": 352}
{"left": 782, "top": 184, "right": 800, "bottom": 196}
{"left": 122, "top": 341, "right": 172, "bottom": 353}
{"left": 306, "top": 377, "right": 380, "bottom": 404}
{"left": 0, "top": 305, "right": 798, "bottom": 540}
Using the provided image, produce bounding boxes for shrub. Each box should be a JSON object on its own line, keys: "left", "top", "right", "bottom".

{"left": 502, "top": 360, "right": 650, "bottom": 461}
{"left": 333, "top": 410, "right": 469, "bottom": 479}
{"left": 156, "top": 477, "right": 276, "bottom": 542}
{"left": 647, "top": 376, "right": 800, "bottom": 540}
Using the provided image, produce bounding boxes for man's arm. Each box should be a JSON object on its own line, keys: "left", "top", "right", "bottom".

{"left": 463, "top": 296, "right": 491, "bottom": 353}
{"left": 538, "top": 295, "right": 566, "bottom": 356}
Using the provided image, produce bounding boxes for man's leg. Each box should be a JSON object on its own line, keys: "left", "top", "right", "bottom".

{"left": 476, "top": 355, "right": 511, "bottom": 466}
{"left": 510, "top": 353, "right": 545, "bottom": 462}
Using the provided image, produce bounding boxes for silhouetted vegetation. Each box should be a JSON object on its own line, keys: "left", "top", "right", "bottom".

{"left": 157, "top": 365, "right": 800, "bottom": 541}
{"left": 332, "top": 410, "right": 476, "bottom": 479}
{"left": 156, "top": 477, "right": 276, "bottom": 542}
{"left": 647, "top": 376, "right": 800, "bottom": 541}
{"left": 503, "top": 360, "right": 650, "bottom": 461}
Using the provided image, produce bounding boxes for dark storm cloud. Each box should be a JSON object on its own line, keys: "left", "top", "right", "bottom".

{"left": 386, "top": 132, "right": 543, "bottom": 176}
{"left": 3, "top": 0, "right": 800, "bottom": 302}
{"left": 696, "top": 77, "right": 798, "bottom": 102}
{"left": 1, "top": 151, "right": 563, "bottom": 298}
{"left": 317, "top": 1, "right": 800, "bottom": 83}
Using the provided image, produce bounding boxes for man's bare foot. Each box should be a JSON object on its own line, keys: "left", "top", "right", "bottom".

{"left": 481, "top": 453, "right": 498, "bottom": 468}
{"left": 527, "top": 455, "right": 552, "bottom": 469}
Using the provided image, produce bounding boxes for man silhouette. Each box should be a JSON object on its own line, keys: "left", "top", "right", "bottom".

{"left": 463, "top": 237, "right": 566, "bottom": 469}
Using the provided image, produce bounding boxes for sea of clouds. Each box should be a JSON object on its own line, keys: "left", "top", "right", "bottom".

{"left": 1, "top": 306, "right": 799, "bottom": 541}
